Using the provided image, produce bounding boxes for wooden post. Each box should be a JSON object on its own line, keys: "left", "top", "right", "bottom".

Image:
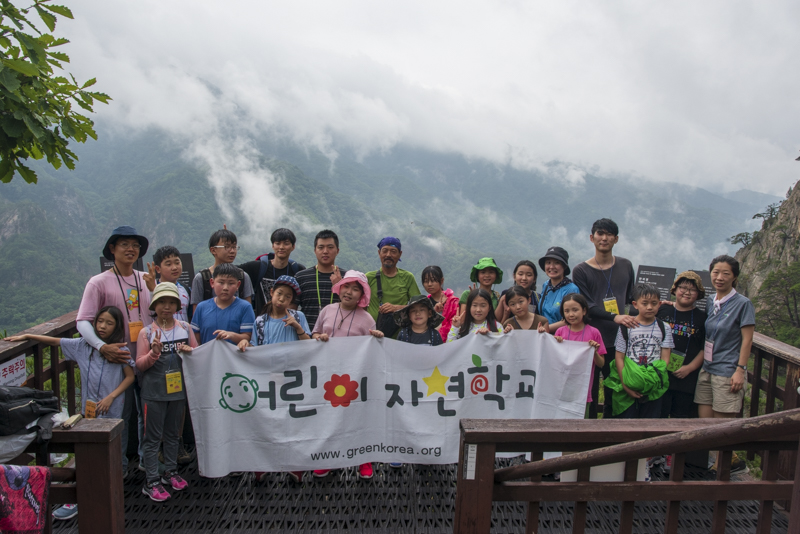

{"left": 72, "top": 420, "right": 125, "bottom": 534}
{"left": 453, "top": 431, "right": 496, "bottom": 534}
{"left": 618, "top": 459, "right": 639, "bottom": 534}
{"left": 571, "top": 466, "right": 590, "bottom": 534}
{"left": 711, "top": 450, "right": 732, "bottom": 534}
{"left": 756, "top": 449, "right": 779, "bottom": 534}
{"left": 664, "top": 453, "right": 686, "bottom": 534}
{"left": 788, "top": 438, "right": 800, "bottom": 532}
{"left": 525, "top": 451, "right": 543, "bottom": 534}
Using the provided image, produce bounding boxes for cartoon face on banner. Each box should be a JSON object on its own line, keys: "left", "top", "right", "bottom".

{"left": 219, "top": 373, "right": 259, "bottom": 413}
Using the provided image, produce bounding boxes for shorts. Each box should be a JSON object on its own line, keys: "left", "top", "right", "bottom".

{"left": 694, "top": 369, "right": 744, "bottom": 414}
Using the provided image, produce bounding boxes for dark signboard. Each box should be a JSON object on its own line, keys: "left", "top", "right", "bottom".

{"left": 636, "top": 265, "right": 676, "bottom": 302}
{"left": 690, "top": 270, "right": 714, "bottom": 312}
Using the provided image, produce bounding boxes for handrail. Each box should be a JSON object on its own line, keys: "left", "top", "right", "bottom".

{"left": 753, "top": 331, "right": 800, "bottom": 367}
{"left": 494, "top": 408, "right": 800, "bottom": 482}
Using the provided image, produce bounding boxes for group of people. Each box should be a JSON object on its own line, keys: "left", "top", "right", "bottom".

{"left": 7, "top": 217, "right": 755, "bottom": 515}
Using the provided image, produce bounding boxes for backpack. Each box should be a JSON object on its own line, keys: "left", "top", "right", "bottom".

{"left": 257, "top": 256, "right": 302, "bottom": 307}
{"left": 0, "top": 386, "right": 59, "bottom": 436}
{"left": 201, "top": 267, "right": 246, "bottom": 301}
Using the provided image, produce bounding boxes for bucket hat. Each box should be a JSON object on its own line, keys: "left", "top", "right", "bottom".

{"left": 332, "top": 270, "right": 371, "bottom": 308}
{"left": 538, "top": 247, "right": 571, "bottom": 276}
{"left": 671, "top": 271, "right": 706, "bottom": 299}
{"left": 393, "top": 294, "right": 444, "bottom": 328}
{"left": 469, "top": 258, "right": 503, "bottom": 285}
{"left": 103, "top": 226, "right": 149, "bottom": 261}
{"left": 149, "top": 282, "right": 182, "bottom": 311}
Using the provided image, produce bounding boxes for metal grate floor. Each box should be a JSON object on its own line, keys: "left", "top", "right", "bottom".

{"left": 52, "top": 457, "right": 790, "bottom": 533}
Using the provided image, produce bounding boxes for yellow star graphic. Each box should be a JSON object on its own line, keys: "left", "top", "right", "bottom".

{"left": 423, "top": 366, "right": 449, "bottom": 397}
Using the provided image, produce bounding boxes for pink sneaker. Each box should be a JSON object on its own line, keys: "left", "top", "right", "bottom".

{"left": 359, "top": 463, "right": 373, "bottom": 479}
{"left": 142, "top": 482, "right": 171, "bottom": 502}
{"left": 313, "top": 469, "right": 331, "bottom": 478}
{"left": 161, "top": 471, "right": 188, "bottom": 491}
{"left": 287, "top": 471, "right": 304, "bottom": 482}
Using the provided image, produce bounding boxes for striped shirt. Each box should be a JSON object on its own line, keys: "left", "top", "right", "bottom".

{"left": 296, "top": 266, "right": 346, "bottom": 331}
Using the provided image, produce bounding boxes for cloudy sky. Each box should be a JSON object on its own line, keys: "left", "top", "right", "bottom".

{"left": 59, "top": 1, "right": 799, "bottom": 195}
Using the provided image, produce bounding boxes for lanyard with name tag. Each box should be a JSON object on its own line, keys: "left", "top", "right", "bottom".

{"left": 85, "top": 399, "right": 97, "bottom": 419}
{"left": 603, "top": 297, "right": 619, "bottom": 315}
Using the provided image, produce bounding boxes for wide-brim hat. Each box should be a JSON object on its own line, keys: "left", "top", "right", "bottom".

{"left": 671, "top": 271, "right": 706, "bottom": 299}
{"left": 332, "top": 270, "right": 371, "bottom": 308}
{"left": 538, "top": 246, "right": 571, "bottom": 276}
{"left": 469, "top": 257, "right": 503, "bottom": 285}
{"left": 273, "top": 275, "right": 302, "bottom": 298}
{"left": 149, "top": 282, "right": 182, "bottom": 311}
{"left": 393, "top": 294, "right": 444, "bottom": 328}
{"left": 103, "top": 226, "right": 149, "bottom": 261}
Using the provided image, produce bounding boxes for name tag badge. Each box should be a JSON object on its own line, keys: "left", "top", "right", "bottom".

{"left": 666, "top": 350, "right": 685, "bottom": 373}
{"left": 603, "top": 297, "right": 619, "bottom": 315}
{"left": 128, "top": 321, "right": 144, "bottom": 340}
{"left": 85, "top": 400, "right": 97, "bottom": 419}
{"left": 166, "top": 371, "right": 183, "bottom": 394}
{"left": 704, "top": 340, "right": 714, "bottom": 362}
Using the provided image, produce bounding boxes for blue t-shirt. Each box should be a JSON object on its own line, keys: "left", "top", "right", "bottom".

{"left": 538, "top": 280, "right": 581, "bottom": 324}
{"left": 253, "top": 310, "right": 311, "bottom": 346}
{"left": 60, "top": 337, "right": 133, "bottom": 418}
{"left": 191, "top": 297, "right": 255, "bottom": 344}
{"left": 703, "top": 292, "right": 755, "bottom": 377}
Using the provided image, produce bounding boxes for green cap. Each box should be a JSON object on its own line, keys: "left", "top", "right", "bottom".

{"left": 469, "top": 257, "right": 503, "bottom": 285}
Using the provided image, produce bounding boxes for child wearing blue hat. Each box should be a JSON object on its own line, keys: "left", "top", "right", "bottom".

{"left": 241, "top": 275, "right": 311, "bottom": 349}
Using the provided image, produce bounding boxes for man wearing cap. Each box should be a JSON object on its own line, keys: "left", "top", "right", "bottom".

{"left": 538, "top": 247, "right": 581, "bottom": 333}
{"left": 365, "top": 237, "right": 421, "bottom": 333}
{"left": 76, "top": 226, "right": 153, "bottom": 474}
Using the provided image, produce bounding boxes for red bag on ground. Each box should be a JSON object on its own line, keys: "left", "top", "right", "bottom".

{"left": 0, "top": 465, "right": 51, "bottom": 534}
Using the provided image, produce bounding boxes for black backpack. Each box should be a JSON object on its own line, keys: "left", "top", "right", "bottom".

{"left": 0, "top": 386, "right": 59, "bottom": 436}
{"left": 201, "top": 267, "right": 246, "bottom": 301}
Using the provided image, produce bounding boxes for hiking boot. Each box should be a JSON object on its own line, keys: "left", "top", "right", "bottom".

{"left": 389, "top": 463, "right": 403, "bottom": 468}
{"left": 730, "top": 458, "right": 749, "bottom": 475}
{"left": 359, "top": 463, "right": 373, "bottom": 479}
{"left": 161, "top": 471, "right": 188, "bottom": 491}
{"left": 142, "top": 482, "right": 171, "bottom": 502}
{"left": 52, "top": 504, "right": 77, "bottom": 521}
{"left": 177, "top": 443, "right": 195, "bottom": 465}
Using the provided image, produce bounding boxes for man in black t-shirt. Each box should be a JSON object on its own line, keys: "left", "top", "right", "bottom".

{"left": 657, "top": 271, "right": 707, "bottom": 419}
{"left": 572, "top": 218, "right": 638, "bottom": 418}
{"left": 239, "top": 228, "right": 306, "bottom": 314}
{"left": 295, "top": 229, "right": 345, "bottom": 330}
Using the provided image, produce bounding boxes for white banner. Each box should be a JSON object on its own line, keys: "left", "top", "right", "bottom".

{"left": 183, "top": 330, "right": 593, "bottom": 477}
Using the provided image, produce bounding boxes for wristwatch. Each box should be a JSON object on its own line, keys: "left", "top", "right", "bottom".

{"left": 736, "top": 364, "right": 747, "bottom": 371}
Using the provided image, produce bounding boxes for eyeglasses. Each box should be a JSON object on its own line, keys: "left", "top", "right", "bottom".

{"left": 676, "top": 285, "right": 698, "bottom": 294}
{"left": 115, "top": 242, "right": 141, "bottom": 250}
{"left": 212, "top": 245, "right": 240, "bottom": 251}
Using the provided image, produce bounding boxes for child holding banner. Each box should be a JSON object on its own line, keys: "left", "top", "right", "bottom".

{"left": 137, "top": 283, "right": 197, "bottom": 502}
{"left": 311, "top": 270, "right": 383, "bottom": 480}
{"left": 502, "top": 286, "right": 549, "bottom": 332}
{"left": 448, "top": 289, "right": 509, "bottom": 342}
{"left": 244, "top": 275, "right": 310, "bottom": 348}
{"left": 495, "top": 260, "right": 540, "bottom": 323}
{"left": 545, "top": 293, "right": 605, "bottom": 416}
{"left": 393, "top": 294, "right": 445, "bottom": 346}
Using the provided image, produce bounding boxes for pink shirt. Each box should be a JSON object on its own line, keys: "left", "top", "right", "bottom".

{"left": 555, "top": 324, "right": 606, "bottom": 402}
{"left": 313, "top": 303, "right": 375, "bottom": 338}
{"left": 77, "top": 269, "right": 152, "bottom": 351}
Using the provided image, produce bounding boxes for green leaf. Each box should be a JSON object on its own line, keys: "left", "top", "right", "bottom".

{"left": 35, "top": 6, "right": 56, "bottom": 32}
{"left": 16, "top": 163, "right": 38, "bottom": 184}
{"left": 0, "top": 157, "right": 13, "bottom": 183}
{"left": 89, "top": 91, "right": 110, "bottom": 104}
{"left": 48, "top": 51, "right": 69, "bottom": 63}
{"left": 81, "top": 77, "right": 95, "bottom": 89}
{"left": 21, "top": 112, "right": 45, "bottom": 138}
{"left": 0, "top": 68, "right": 21, "bottom": 92}
{"left": 0, "top": 36, "right": 11, "bottom": 48}
{"left": 2, "top": 58, "right": 39, "bottom": 77}
{"left": 42, "top": 4, "right": 73, "bottom": 19}
{"left": 1, "top": 116, "right": 26, "bottom": 137}
{"left": 472, "top": 354, "right": 482, "bottom": 367}
{"left": 48, "top": 37, "right": 69, "bottom": 47}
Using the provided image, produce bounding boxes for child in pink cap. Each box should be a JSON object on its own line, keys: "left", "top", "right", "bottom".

{"left": 310, "top": 270, "right": 383, "bottom": 480}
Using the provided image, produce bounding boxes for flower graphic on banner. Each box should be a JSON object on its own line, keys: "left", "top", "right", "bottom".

{"left": 323, "top": 374, "right": 359, "bottom": 407}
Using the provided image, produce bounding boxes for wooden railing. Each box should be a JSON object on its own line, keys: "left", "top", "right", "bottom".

{"left": 0, "top": 310, "right": 80, "bottom": 415}
{"left": 454, "top": 411, "right": 800, "bottom": 534}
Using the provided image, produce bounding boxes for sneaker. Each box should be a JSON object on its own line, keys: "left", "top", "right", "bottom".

{"left": 161, "top": 471, "right": 188, "bottom": 491}
{"left": 142, "top": 482, "right": 171, "bottom": 502}
{"left": 313, "top": 469, "right": 331, "bottom": 478}
{"left": 287, "top": 471, "right": 304, "bottom": 483}
{"left": 359, "top": 463, "right": 373, "bottom": 479}
{"left": 53, "top": 504, "right": 78, "bottom": 521}
{"left": 389, "top": 463, "right": 403, "bottom": 468}
{"left": 664, "top": 454, "right": 672, "bottom": 474}
{"left": 730, "top": 458, "right": 749, "bottom": 475}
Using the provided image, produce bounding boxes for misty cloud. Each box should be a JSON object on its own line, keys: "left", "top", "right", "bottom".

{"left": 58, "top": 0, "right": 799, "bottom": 196}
